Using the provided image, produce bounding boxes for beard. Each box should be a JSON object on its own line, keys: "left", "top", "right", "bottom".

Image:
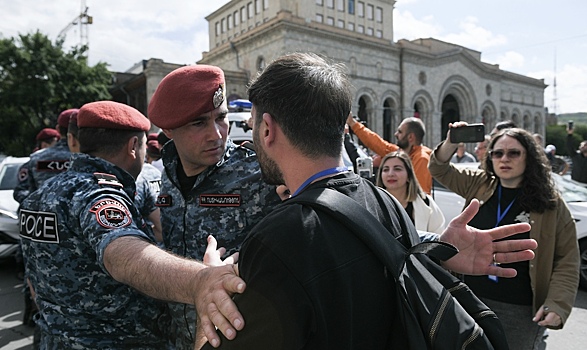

{"left": 253, "top": 129, "right": 285, "bottom": 186}
{"left": 396, "top": 137, "right": 409, "bottom": 150}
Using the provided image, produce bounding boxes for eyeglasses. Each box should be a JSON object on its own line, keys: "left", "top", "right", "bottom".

{"left": 489, "top": 149, "right": 523, "bottom": 159}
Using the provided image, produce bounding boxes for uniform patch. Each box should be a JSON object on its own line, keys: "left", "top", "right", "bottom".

{"left": 199, "top": 194, "right": 241, "bottom": 207}
{"left": 149, "top": 180, "right": 161, "bottom": 195}
{"left": 94, "top": 172, "right": 123, "bottom": 188}
{"left": 156, "top": 194, "right": 172, "bottom": 207}
{"left": 19, "top": 209, "right": 59, "bottom": 243}
{"left": 37, "top": 159, "right": 72, "bottom": 172}
{"left": 18, "top": 167, "right": 29, "bottom": 182}
{"left": 90, "top": 198, "right": 132, "bottom": 229}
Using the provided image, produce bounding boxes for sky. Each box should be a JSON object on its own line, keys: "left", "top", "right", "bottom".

{"left": 1, "top": 0, "right": 586, "bottom": 114}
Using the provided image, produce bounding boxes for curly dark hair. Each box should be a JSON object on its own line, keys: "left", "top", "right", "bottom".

{"left": 484, "top": 128, "right": 558, "bottom": 213}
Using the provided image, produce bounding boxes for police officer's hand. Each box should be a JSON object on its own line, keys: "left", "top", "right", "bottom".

{"left": 203, "top": 235, "right": 239, "bottom": 266}
{"left": 193, "top": 263, "right": 245, "bottom": 348}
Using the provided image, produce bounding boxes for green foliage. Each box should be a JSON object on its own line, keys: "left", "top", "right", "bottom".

{"left": 545, "top": 124, "right": 587, "bottom": 156}
{"left": 557, "top": 113, "right": 587, "bottom": 126}
{"left": 0, "top": 31, "right": 112, "bottom": 156}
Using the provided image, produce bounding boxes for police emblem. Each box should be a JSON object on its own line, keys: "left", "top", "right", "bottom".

{"left": 18, "top": 167, "right": 29, "bottom": 182}
{"left": 90, "top": 198, "right": 132, "bottom": 229}
{"left": 213, "top": 83, "right": 225, "bottom": 108}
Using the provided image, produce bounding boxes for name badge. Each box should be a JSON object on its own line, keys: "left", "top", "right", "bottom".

{"left": 156, "top": 194, "right": 172, "bottom": 207}
{"left": 200, "top": 194, "right": 241, "bottom": 207}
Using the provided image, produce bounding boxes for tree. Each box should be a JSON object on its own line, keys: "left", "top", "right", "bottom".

{"left": 0, "top": 31, "right": 112, "bottom": 156}
{"left": 545, "top": 124, "right": 587, "bottom": 156}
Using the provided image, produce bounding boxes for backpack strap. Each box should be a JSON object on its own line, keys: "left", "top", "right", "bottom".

{"left": 288, "top": 187, "right": 458, "bottom": 278}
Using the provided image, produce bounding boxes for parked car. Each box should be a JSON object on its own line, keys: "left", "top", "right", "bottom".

{"left": 227, "top": 111, "right": 253, "bottom": 144}
{"left": 432, "top": 163, "right": 587, "bottom": 290}
{"left": 0, "top": 156, "right": 29, "bottom": 259}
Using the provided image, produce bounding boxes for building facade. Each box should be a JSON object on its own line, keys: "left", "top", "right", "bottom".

{"left": 198, "top": 0, "right": 547, "bottom": 147}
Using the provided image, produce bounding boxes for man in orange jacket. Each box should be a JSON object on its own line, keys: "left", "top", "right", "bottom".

{"left": 347, "top": 115, "right": 432, "bottom": 194}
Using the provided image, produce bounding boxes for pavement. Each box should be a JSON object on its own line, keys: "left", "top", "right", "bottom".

{"left": 0, "top": 258, "right": 33, "bottom": 350}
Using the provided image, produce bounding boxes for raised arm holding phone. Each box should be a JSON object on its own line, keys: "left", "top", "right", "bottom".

{"left": 430, "top": 122, "right": 580, "bottom": 349}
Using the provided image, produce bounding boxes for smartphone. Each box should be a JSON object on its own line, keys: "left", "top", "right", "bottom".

{"left": 568, "top": 120, "right": 574, "bottom": 130}
{"left": 356, "top": 156, "right": 373, "bottom": 179}
{"left": 450, "top": 124, "right": 485, "bottom": 143}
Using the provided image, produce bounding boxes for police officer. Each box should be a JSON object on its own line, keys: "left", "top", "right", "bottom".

{"left": 135, "top": 152, "right": 163, "bottom": 242}
{"left": 66, "top": 110, "right": 81, "bottom": 153}
{"left": 148, "top": 65, "right": 281, "bottom": 349}
{"left": 34, "top": 128, "right": 60, "bottom": 150}
{"left": 14, "top": 108, "right": 78, "bottom": 203}
{"left": 20, "top": 101, "right": 246, "bottom": 349}
{"left": 15, "top": 109, "right": 78, "bottom": 332}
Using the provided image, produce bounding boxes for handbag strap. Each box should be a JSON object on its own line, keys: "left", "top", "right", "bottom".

{"left": 288, "top": 187, "right": 457, "bottom": 278}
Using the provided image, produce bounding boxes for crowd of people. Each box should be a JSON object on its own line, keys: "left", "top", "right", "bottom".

{"left": 13, "top": 52, "right": 583, "bottom": 350}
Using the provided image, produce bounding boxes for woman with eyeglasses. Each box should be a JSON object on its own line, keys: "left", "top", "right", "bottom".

{"left": 375, "top": 151, "right": 445, "bottom": 234}
{"left": 429, "top": 124, "right": 579, "bottom": 350}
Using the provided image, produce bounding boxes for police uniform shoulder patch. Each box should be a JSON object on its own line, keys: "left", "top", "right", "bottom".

{"left": 94, "top": 172, "right": 123, "bottom": 188}
{"left": 89, "top": 198, "right": 132, "bottom": 229}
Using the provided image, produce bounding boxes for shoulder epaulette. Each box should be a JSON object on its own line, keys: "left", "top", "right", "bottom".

{"left": 93, "top": 172, "right": 123, "bottom": 188}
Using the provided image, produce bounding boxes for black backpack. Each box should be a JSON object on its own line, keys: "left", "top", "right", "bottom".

{"left": 288, "top": 185, "right": 508, "bottom": 350}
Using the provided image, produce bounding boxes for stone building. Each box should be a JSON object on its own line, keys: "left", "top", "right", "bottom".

{"left": 110, "top": 58, "right": 184, "bottom": 118}
{"left": 198, "top": 0, "right": 547, "bottom": 147}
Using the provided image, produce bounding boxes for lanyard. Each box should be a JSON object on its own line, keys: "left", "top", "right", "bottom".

{"left": 290, "top": 166, "right": 348, "bottom": 197}
{"left": 495, "top": 183, "right": 517, "bottom": 228}
{"left": 489, "top": 183, "right": 518, "bottom": 283}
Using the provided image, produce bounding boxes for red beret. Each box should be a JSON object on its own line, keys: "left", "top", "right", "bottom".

{"left": 148, "top": 65, "right": 226, "bottom": 129}
{"left": 57, "top": 109, "right": 80, "bottom": 128}
{"left": 147, "top": 132, "right": 159, "bottom": 141}
{"left": 147, "top": 140, "right": 161, "bottom": 157}
{"left": 36, "top": 128, "right": 61, "bottom": 141}
{"left": 78, "top": 101, "right": 150, "bottom": 131}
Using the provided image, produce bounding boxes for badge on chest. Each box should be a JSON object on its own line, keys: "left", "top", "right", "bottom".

{"left": 199, "top": 194, "right": 241, "bottom": 207}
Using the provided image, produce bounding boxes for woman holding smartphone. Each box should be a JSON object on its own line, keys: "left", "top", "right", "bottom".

{"left": 429, "top": 123, "right": 579, "bottom": 350}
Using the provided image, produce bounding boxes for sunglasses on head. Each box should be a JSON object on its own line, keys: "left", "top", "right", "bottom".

{"left": 489, "top": 149, "right": 523, "bottom": 159}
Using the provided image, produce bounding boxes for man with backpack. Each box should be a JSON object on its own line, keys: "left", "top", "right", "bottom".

{"left": 196, "top": 52, "right": 537, "bottom": 349}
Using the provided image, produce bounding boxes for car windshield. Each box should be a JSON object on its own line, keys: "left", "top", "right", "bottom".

{"left": 554, "top": 175, "right": 587, "bottom": 202}
{"left": 0, "top": 163, "right": 21, "bottom": 190}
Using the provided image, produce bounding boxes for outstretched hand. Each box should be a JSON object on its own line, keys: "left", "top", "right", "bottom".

{"left": 195, "top": 235, "right": 244, "bottom": 348}
{"left": 439, "top": 199, "right": 537, "bottom": 277}
{"left": 193, "top": 264, "right": 245, "bottom": 348}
